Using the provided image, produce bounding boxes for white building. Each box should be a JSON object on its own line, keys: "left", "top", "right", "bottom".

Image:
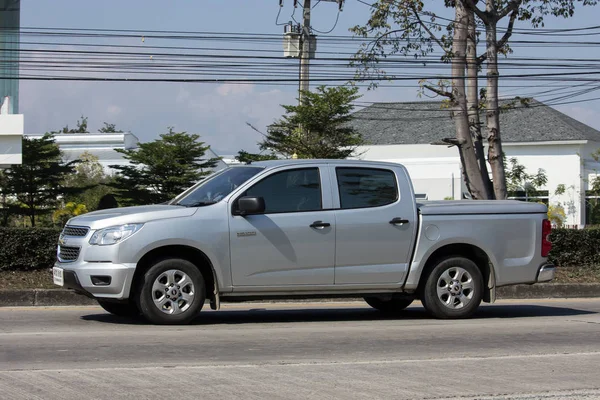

{"left": 25, "top": 133, "right": 141, "bottom": 175}
{"left": 349, "top": 99, "right": 600, "bottom": 227}
{"left": 0, "top": 113, "right": 23, "bottom": 168}
{"left": 24, "top": 132, "right": 233, "bottom": 175}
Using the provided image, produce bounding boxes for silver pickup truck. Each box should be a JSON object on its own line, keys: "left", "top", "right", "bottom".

{"left": 53, "top": 159, "right": 555, "bottom": 324}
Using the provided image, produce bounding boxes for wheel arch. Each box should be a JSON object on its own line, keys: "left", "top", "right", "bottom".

{"left": 416, "top": 243, "right": 496, "bottom": 303}
{"left": 132, "top": 245, "right": 220, "bottom": 309}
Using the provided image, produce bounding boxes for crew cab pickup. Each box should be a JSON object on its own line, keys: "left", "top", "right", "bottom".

{"left": 53, "top": 160, "right": 555, "bottom": 324}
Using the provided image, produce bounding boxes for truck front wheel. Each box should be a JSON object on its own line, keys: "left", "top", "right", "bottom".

{"left": 364, "top": 296, "right": 414, "bottom": 312}
{"left": 137, "top": 258, "right": 206, "bottom": 325}
{"left": 421, "top": 256, "right": 483, "bottom": 319}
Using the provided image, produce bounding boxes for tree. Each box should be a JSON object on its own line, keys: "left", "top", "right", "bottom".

{"left": 235, "top": 150, "right": 278, "bottom": 163}
{"left": 3, "top": 134, "right": 79, "bottom": 226}
{"left": 53, "top": 202, "right": 88, "bottom": 227}
{"left": 63, "top": 151, "right": 115, "bottom": 211}
{"left": 259, "top": 86, "right": 364, "bottom": 159}
{"left": 505, "top": 157, "right": 548, "bottom": 201}
{"left": 351, "top": 0, "right": 597, "bottom": 200}
{"left": 56, "top": 115, "right": 89, "bottom": 134}
{"left": 99, "top": 122, "right": 123, "bottom": 133}
{"left": 110, "top": 129, "right": 219, "bottom": 206}
{"left": 0, "top": 170, "right": 13, "bottom": 227}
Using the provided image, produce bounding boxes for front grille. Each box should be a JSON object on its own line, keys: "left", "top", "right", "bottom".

{"left": 58, "top": 246, "right": 80, "bottom": 262}
{"left": 62, "top": 226, "right": 89, "bottom": 237}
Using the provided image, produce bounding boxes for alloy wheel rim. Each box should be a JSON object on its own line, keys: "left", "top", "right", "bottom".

{"left": 151, "top": 269, "right": 195, "bottom": 315}
{"left": 436, "top": 266, "right": 475, "bottom": 310}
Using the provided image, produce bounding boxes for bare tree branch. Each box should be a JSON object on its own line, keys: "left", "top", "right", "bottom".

{"left": 410, "top": 4, "right": 446, "bottom": 50}
{"left": 498, "top": 9, "right": 518, "bottom": 50}
{"left": 462, "top": 0, "right": 488, "bottom": 24}
{"left": 424, "top": 84, "right": 453, "bottom": 99}
{"left": 497, "top": 0, "right": 522, "bottom": 21}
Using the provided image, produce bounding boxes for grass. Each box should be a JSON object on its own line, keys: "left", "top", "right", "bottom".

{"left": 0, "top": 269, "right": 55, "bottom": 290}
{"left": 554, "top": 265, "right": 600, "bottom": 284}
{"left": 1, "top": 265, "right": 600, "bottom": 290}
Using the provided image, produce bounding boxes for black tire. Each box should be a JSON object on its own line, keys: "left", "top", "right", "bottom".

{"left": 364, "top": 296, "right": 414, "bottom": 312}
{"left": 421, "top": 256, "right": 483, "bottom": 319}
{"left": 97, "top": 299, "right": 140, "bottom": 318}
{"left": 137, "top": 258, "right": 206, "bottom": 325}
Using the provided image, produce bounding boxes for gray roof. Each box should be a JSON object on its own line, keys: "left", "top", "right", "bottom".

{"left": 349, "top": 99, "right": 600, "bottom": 145}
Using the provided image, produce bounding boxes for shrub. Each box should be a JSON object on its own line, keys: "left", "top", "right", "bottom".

{"left": 549, "top": 228, "right": 600, "bottom": 267}
{"left": 0, "top": 227, "right": 60, "bottom": 272}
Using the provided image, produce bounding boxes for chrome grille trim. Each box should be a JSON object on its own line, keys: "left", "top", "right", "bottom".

{"left": 57, "top": 246, "right": 81, "bottom": 263}
{"left": 62, "top": 226, "right": 89, "bottom": 237}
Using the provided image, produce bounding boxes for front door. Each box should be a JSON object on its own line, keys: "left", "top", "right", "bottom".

{"left": 229, "top": 166, "right": 335, "bottom": 287}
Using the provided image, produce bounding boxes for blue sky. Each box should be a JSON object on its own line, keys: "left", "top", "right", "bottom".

{"left": 19, "top": 0, "right": 600, "bottom": 154}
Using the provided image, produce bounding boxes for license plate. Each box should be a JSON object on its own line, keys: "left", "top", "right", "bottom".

{"left": 53, "top": 267, "right": 64, "bottom": 286}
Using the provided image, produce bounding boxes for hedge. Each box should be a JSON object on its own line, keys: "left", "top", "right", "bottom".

{"left": 0, "top": 228, "right": 61, "bottom": 272}
{"left": 0, "top": 226, "right": 598, "bottom": 272}
{"left": 548, "top": 228, "right": 600, "bottom": 267}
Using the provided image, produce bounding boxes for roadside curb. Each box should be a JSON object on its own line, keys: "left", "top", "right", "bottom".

{"left": 1, "top": 284, "right": 599, "bottom": 307}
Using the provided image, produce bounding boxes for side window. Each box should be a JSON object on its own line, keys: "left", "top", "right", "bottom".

{"left": 245, "top": 168, "right": 322, "bottom": 213}
{"left": 336, "top": 167, "right": 398, "bottom": 209}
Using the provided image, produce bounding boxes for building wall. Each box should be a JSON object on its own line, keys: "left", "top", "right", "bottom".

{"left": 25, "top": 133, "right": 140, "bottom": 175}
{"left": 354, "top": 144, "right": 463, "bottom": 200}
{"left": 355, "top": 141, "right": 591, "bottom": 226}
{"left": 0, "top": 114, "right": 23, "bottom": 167}
{"left": 503, "top": 141, "right": 586, "bottom": 227}
{"left": 0, "top": 0, "right": 20, "bottom": 114}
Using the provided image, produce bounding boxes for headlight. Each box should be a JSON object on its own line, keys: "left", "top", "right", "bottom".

{"left": 89, "top": 224, "right": 144, "bottom": 246}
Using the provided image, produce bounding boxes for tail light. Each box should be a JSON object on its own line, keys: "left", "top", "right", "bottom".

{"left": 542, "top": 219, "right": 552, "bottom": 257}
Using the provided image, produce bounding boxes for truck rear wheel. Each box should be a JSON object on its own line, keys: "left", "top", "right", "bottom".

{"left": 421, "top": 256, "right": 483, "bottom": 319}
{"left": 137, "top": 258, "right": 206, "bottom": 325}
{"left": 97, "top": 300, "right": 139, "bottom": 318}
{"left": 364, "top": 296, "right": 414, "bottom": 312}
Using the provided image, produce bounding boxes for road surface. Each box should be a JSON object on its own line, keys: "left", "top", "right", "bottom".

{"left": 1, "top": 299, "right": 600, "bottom": 399}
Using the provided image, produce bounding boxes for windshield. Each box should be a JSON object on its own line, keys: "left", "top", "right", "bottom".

{"left": 172, "top": 166, "right": 264, "bottom": 207}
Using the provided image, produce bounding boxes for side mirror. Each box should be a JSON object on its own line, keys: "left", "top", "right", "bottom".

{"left": 236, "top": 196, "right": 265, "bottom": 216}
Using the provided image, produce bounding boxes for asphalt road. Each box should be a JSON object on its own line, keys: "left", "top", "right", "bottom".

{"left": 1, "top": 299, "right": 600, "bottom": 400}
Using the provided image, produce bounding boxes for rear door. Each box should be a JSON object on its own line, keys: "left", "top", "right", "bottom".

{"left": 331, "top": 165, "right": 418, "bottom": 285}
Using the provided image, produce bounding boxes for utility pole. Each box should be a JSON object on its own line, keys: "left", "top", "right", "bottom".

{"left": 299, "top": 0, "right": 311, "bottom": 104}
{"left": 281, "top": 0, "right": 344, "bottom": 104}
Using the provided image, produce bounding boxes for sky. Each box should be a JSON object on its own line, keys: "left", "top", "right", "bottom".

{"left": 18, "top": 0, "right": 600, "bottom": 155}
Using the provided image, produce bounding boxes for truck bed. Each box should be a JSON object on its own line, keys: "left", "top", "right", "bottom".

{"left": 417, "top": 200, "right": 548, "bottom": 215}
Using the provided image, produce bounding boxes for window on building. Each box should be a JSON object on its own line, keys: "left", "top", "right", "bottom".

{"left": 585, "top": 191, "right": 600, "bottom": 225}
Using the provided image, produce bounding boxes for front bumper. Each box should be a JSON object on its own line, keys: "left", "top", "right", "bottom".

{"left": 55, "top": 261, "right": 136, "bottom": 300}
{"left": 536, "top": 263, "right": 556, "bottom": 283}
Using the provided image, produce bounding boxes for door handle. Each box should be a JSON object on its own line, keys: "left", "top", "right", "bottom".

{"left": 389, "top": 217, "right": 409, "bottom": 225}
{"left": 310, "top": 221, "right": 331, "bottom": 229}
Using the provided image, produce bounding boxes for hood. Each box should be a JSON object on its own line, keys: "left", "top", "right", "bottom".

{"left": 66, "top": 204, "right": 197, "bottom": 230}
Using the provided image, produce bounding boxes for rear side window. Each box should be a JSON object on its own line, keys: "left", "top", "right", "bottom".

{"left": 336, "top": 167, "right": 398, "bottom": 209}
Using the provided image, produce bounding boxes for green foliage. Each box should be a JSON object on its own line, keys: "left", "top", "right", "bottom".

{"left": 0, "top": 228, "right": 60, "bottom": 272}
{"left": 110, "top": 128, "right": 219, "bottom": 206}
{"left": 52, "top": 202, "right": 88, "bottom": 227}
{"left": 98, "top": 122, "right": 123, "bottom": 133}
{"left": 505, "top": 157, "right": 548, "bottom": 199}
{"left": 55, "top": 115, "right": 89, "bottom": 134}
{"left": 235, "top": 150, "right": 278, "bottom": 164}
{"left": 549, "top": 228, "right": 600, "bottom": 267}
{"left": 547, "top": 203, "right": 566, "bottom": 228}
{"left": 3, "top": 134, "right": 81, "bottom": 227}
{"left": 63, "top": 151, "right": 115, "bottom": 212}
{"left": 259, "top": 86, "right": 364, "bottom": 159}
